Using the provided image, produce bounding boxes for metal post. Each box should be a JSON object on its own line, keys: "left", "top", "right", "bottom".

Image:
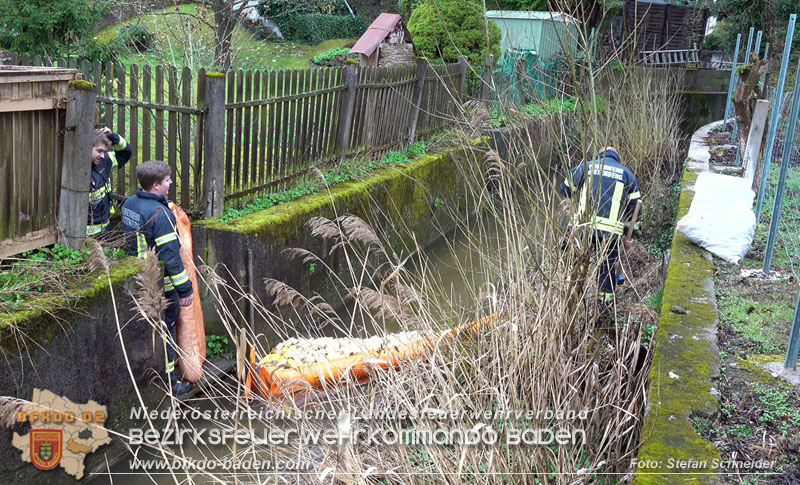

{"left": 754, "top": 30, "right": 763, "bottom": 58}
{"left": 787, "top": 290, "right": 800, "bottom": 368}
{"left": 755, "top": 14, "right": 797, "bottom": 222}
{"left": 723, "top": 34, "right": 742, "bottom": 129}
{"left": 760, "top": 42, "right": 770, "bottom": 95}
{"left": 763, "top": 59, "right": 800, "bottom": 274}
{"left": 732, "top": 27, "right": 755, "bottom": 143}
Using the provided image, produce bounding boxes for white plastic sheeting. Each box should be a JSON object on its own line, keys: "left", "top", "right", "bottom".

{"left": 676, "top": 172, "right": 756, "bottom": 264}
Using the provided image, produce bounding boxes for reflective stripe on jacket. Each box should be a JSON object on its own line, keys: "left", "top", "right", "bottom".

{"left": 559, "top": 151, "right": 641, "bottom": 236}
{"left": 121, "top": 189, "right": 192, "bottom": 297}
{"left": 88, "top": 135, "right": 131, "bottom": 234}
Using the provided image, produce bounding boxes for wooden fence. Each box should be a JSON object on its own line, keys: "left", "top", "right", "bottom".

{"left": 4, "top": 54, "right": 470, "bottom": 254}
{"left": 0, "top": 66, "right": 76, "bottom": 258}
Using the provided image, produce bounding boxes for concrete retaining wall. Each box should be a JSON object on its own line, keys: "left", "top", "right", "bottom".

{"left": 0, "top": 259, "right": 173, "bottom": 484}
{"left": 193, "top": 141, "right": 488, "bottom": 340}
{"left": 634, "top": 120, "right": 723, "bottom": 483}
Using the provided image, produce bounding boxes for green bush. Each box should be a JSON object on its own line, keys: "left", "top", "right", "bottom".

{"left": 407, "top": 0, "right": 501, "bottom": 64}
{"left": 282, "top": 14, "right": 368, "bottom": 44}
{"left": 77, "top": 38, "right": 119, "bottom": 63}
{"left": 116, "top": 23, "right": 154, "bottom": 52}
{"left": 312, "top": 47, "right": 350, "bottom": 65}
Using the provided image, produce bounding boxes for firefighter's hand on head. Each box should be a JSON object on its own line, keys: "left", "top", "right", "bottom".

{"left": 99, "top": 126, "right": 121, "bottom": 145}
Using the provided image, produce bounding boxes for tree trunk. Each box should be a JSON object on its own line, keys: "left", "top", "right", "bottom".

{"left": 733, "top": 56, "right": 768, "bottom": 158}
{"left": 212, "top": 0, "right": 238, "bottom": 71}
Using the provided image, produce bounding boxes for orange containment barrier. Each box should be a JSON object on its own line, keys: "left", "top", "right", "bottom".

{"left": 246, "top": 313, "right": 499, "bottom": 399}
{"left": 170, "top": 203, "right": 206, "bottom": 383}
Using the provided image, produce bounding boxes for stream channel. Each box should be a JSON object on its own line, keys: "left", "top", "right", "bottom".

{"left": 88, "top": 206, "right": 540, "bottom": 484}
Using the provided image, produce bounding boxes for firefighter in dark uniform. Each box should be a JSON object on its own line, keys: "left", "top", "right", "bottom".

{"left": 560, "top": 147, "right": 641, "bottom": 303}
{"left": 89, "top": 128, "right": 132, "bottom": 237}
{"left": 121, "top": 161, "right": 193, "bottom": 395}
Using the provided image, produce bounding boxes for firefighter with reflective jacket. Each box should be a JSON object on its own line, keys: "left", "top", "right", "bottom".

{"left": 89, "top": 127, "right": 132, "bottom": 237}
{"left": 560, "top": 147, "right": 641, "bottom": 303}
{"left": 122, "top": 161, "right": 193, "bottom": 395}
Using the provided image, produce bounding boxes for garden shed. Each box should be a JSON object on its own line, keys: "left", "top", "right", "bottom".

{"left": 485, "top": 11, "right": 579, "bottom": 63}
{"left": 350, "top": 13, "right": 414, "bottom": 67}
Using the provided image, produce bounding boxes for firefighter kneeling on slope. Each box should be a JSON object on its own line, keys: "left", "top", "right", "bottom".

{"left": 559, "top": 146, "right": 642, "bottom": 304}
{"left": 121, "top": 161, "right": 194, "bottom": 395}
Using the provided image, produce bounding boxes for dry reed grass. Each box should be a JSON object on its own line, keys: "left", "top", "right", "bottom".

{"left": 75, "top": 4, "right": 687, "bottom": 483}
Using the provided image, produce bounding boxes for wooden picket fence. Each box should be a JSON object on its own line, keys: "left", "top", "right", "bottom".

{"left": 7, "top": 52, "right": 469, "bottom": 221}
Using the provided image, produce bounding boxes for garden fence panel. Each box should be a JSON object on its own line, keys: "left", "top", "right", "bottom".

{"left": 6, "top": 54, "right": 467, "bottom": 223}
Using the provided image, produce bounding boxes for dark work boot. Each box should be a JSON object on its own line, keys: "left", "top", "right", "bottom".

{"left": 170, "top": 370, "right": 193, "bottom": 395}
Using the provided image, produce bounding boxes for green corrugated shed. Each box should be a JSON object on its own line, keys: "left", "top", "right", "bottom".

{"left": 485, "top": 10, "right": 579, "bottom": 63}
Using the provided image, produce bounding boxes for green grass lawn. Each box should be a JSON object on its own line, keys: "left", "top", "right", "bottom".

{"left": 97, "top": 4, "right": 354, "bottom": 70}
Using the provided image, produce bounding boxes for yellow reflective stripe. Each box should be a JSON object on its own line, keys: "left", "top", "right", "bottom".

{"left": 136, "top": 233, "right": 148, "bottom": 259}
{"left": 112, "top": 137, "right": 127, "bottom": 151}
{"left": 598, "top": 292, "right": 615, "bottom": 302}
{"left": 628, "top": 191, "right": 641, "bottom": 200}
{"left": 90, "top": 184, "right": 110, "bottom": 201}
{"left": 109, "top": 151, "right": 118, "bottom": 169}
{"left": 609, "top": 181, "right": 624, "bottom": 223}
{"left": 165, "top": 361, "right": 176, "bottom": 373}
{"left": 163, "top": 276, "right": 175, "bottom": 291}
{"left": 572, "top": 183, "right": 588, "bottom": 227}
{"left": 155, "top": 232, "right": 178, "bottom": 246}
{"left": 592, "top": 216, "right": 624, "bottom": 235}
{"left": 564, "top": 178, "right": 576, "bottom": 190}
{"left": 87, "top": 221, "right": 109, "bottom": 235}
{"left": 170, "top": 270, "right": 189, "bottom": 287}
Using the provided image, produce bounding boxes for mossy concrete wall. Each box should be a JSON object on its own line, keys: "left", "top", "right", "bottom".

{"left": 634, "top": 121, "right": 722, "bottom": 484}
{"left": 194, "top": 142, "right": 487, "bottom": 340}
{"left": 0, "top": 260, "right": 172, "bottom": 484}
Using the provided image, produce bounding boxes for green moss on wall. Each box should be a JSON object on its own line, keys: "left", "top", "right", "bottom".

{"left": 197, "top": 142, "right": 485, "bottom": 247}
{"left": 0, "top": 258, "right": 143, "bottom": 349}
{"left": 634, "top": 165, "right": 722, "bottom": 483}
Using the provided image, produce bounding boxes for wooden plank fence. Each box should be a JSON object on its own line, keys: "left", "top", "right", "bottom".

{"left": 4, "top": 55, "right": 471, "bottom": 253}
{"left": 0, "top": 66, "right": 76, "bottom": 258}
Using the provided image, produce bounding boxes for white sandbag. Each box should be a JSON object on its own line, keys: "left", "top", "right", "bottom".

{"left": 676, "top": 172, "right": 755, "bottom": 264}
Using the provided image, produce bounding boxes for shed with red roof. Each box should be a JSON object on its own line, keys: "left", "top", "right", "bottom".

{"left": 350, "top": 13, "right": 414, "bottom": 67}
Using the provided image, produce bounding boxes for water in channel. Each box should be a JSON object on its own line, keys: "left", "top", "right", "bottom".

{"left": 89, "top": 205, "right": 539, "bottom": 484}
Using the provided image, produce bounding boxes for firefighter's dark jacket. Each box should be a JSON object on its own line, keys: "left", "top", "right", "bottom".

{"left": 559, "top": 150, "right": 641, "bottom": 237}
{"left": 121, "top": 189, "right": 192, "bottom": 298}
{"left": 89, "top": 133, "right": 132, "bottom": 234}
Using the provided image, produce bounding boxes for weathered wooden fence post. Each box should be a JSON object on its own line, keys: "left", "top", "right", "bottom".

{"left": 480, "top": 55, "right": 494, "bottom": 104}
{"left": 59, "top": 80, "right": 97, "bottom": 250}
{"left": 203, "top": 72, "right": 226, "bottom": 219}
{"left": 407, "top": 59, "right": 428, "bottom": 145}
{"left": 335, "top": 61, "right": 359, "bottom": 160}
{"left": 743, "top": 99, "right": 769, "bottom": 184}
{"left": 516, "top": 58, "right": 528, "bottom": 102}
{"left": 458, "top": 56, "right": 468, "bottom": 99}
